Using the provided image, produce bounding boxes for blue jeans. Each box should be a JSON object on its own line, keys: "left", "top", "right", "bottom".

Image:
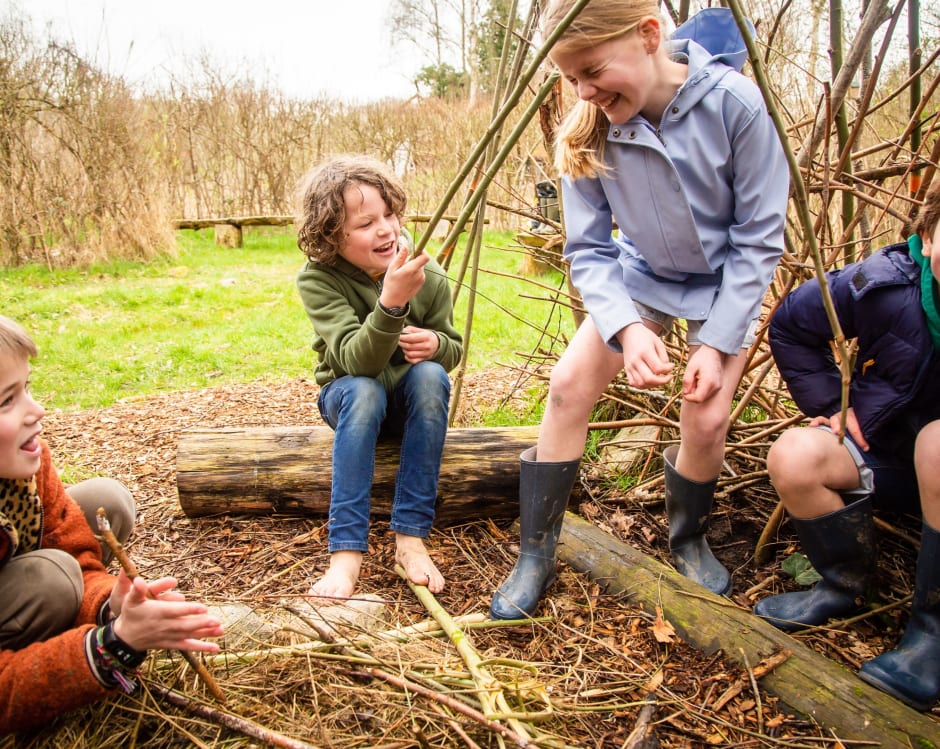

{"left": 317, "top": 361, "right": 451, "bottom": 553}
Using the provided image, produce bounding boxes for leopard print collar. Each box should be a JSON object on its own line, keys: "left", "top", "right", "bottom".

{"left": 0, "top": 476, "right": 43, "bottom": 562}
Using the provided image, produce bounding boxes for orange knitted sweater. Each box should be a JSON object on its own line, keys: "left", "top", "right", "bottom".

{"left": 0, "top": 440, "right": 116, "bottom": 733}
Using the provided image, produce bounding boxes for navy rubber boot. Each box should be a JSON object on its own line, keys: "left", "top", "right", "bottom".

{"left": 663, "top": 445, "right": 731, "bottom": 595}
{"left": 755, "top": 497, "right": 874, "bottom": 631}
{"left": 490, "top": 447, "right": 579, "bottom": 620}
{"left": 859, "top": 521, "right": 940, "bottom": 711}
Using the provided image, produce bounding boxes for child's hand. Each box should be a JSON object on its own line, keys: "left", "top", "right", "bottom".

{"left": 380, "top": 243, "right": 429, "bottom": 308}
{"left": 620, "top": 323, "right": 673, "bottom": 389}
{"left": 809, "top": 407, "right": 869, "bottom": 451}
{"left": 682, "top": 345, "right": 724, "bottom": 402}
{"left": 112, "top": 575, "right": 224, "bottom": 653}
{"left": 399, "top": 325, "right": 440, "bottom": 363}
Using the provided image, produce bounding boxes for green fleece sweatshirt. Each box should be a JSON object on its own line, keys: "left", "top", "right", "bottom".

{"left": 296, "top": 254, "right": 463, "bottom": 394}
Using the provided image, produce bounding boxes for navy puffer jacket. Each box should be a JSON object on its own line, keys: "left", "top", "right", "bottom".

{"left": 770, "top": 243, "right": 940, "bottom": 452}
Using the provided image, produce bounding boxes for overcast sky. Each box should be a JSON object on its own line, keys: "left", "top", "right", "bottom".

{"left": 14, "top": 0, "right": 426, "bottom": 102}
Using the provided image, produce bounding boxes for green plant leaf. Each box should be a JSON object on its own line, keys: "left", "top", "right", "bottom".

{"left": 780, "top": 552, "right": 822, "bottom": 586}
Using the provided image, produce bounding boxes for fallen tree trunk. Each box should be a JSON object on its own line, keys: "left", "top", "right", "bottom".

{"left": 176, "top": 425, "right": 538, "bottom": 522}
{"left": 556, "top": 512, "right": 939, "bottom": 748}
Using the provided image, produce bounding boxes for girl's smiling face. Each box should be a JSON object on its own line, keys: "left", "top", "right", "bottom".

{"left": 0, "top": 354, "right": 45, "bottom": 480}
{"left": 551, "top": 16, "right": 686, "bottom": 127}
{"left": 338, "top": 182, "right": 402, "bottom": 277}
{"left": 552, "top": 31, "right": 656, "bottom": 125}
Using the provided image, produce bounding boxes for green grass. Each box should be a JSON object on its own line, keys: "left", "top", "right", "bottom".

{"left": 3, "top": 227, "right": 572, "bottom": 412}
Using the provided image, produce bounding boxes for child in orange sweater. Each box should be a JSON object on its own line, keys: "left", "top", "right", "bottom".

{"left": 0, "top": 315, "right": 224, "bottom": 732}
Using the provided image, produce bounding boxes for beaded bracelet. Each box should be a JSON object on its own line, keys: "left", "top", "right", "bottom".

{"left": 93, "top": 626, "right": 139, "bottom": 694}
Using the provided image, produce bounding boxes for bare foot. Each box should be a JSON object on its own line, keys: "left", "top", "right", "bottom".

{"left": 395, "top": 534, "right": 444, "bottom": 593}
{"left": 307, "top": 551, "right": 363, "bottom": 603}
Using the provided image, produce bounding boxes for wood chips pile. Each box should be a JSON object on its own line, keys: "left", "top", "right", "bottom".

{"left": 6, "top": 369, "right": 935, "bottom": 748}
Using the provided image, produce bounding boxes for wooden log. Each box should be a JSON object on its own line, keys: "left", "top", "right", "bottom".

{"left": 177, "top": 425, "right": 538, "bottom": 522}
{"left": 556, "top": 512, "right": 940, "bottom": 748}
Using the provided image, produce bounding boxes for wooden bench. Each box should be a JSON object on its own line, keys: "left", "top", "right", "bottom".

{"left": 172, "top": 214, "right": 481, "bottom": 248}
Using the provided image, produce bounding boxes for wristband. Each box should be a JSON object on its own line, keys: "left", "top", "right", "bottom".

{"left": 101, "top": 620, "right": 148, "bottom": 669}
{"left": 91, "top": 625, "right": 141, "bottom": 694}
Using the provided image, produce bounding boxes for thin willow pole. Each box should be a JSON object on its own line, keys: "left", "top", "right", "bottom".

{"left": 449, "top": 202, "right": 487, "bottom": 425}
{"left": 727, "top": 0, "right": 854, "bottom": 421}
{"left": 830, "top": 0, "right": 856, "bottom": 257}
{"left": 412, "top": 0, "right": 593, "bottom": 259}
{"left": 447, "top": 0, "right": 530, "bottom": 424}
{"left": 909, "top": 0, "right": 922, "bottom": 196}
{"left": 833, "top": 0, "right": 906, "bottom": 181}
{"left": 795, "top": 0, "right": 892, "bottom": 172}
{"left": 727, "top": 0, "right": 856, "bottom": 550}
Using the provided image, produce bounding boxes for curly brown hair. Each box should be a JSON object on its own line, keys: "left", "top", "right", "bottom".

{"left": 296, "top": 154, "right": 408, "bottom": 264}
{"left": 913, "top": 183, "right": 940, "bottom": 242}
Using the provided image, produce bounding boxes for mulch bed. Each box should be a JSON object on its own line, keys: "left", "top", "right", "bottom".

{"left": 10, "top": 368, "right": 937, "bottom": 747}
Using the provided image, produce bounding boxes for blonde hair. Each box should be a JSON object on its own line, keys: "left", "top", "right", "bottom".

{"left": 296, "top": 154, "right": 408, "bottom": 265}
{"left": 0, "top": 316, "right": 37, "bottom": 361}
{"left": 542, "top": 0, "right": 662, "bottom": 179}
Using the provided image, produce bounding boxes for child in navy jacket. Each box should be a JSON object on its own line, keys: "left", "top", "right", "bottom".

{"left": 755, "top": 185, "right": 940, "bottom": 711}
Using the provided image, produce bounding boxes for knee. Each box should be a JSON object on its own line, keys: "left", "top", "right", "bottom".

{"left": 915, "top": 421, "right": 940, "bottom": 491}
{"left": 32, "top": 549, "right": 84, "bottom": 607}
{"left": 340, "top": 377, "right": 387, "bottom": 422}
{"left": 680, "top": 403, "right": 730, "bottom": 447}
{"left": 0, "top": 550, "right": 84, "bottom": 647}
{"left": 546, "top": 358, "right": 595, "bottom": 413}
{"left": 408, "top": 361, "right": 450, "bottom": 396}
{"left": 406, "top": 363, "right": 450, "bottom": 414}
{"left": 767, "top": 429, "right": 820, "bottom": 492}
{"left": 69, "top": 478, "right": 135, "bottom": 546}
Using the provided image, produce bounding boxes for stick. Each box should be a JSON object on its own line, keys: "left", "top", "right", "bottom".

{"left": 151, "top": 685, "right": 320, "bottom": 749}
{"left": 754, "top": 498, "right": 786, "bottom": 565}
{"left": 351, "top": 668, "right": 533, "bottom": 748}
{"left": 395, "top": 565, "right": 550, "bottom": 731}
{"left": 96, "top": 507, "right": 227, "bottom": 704}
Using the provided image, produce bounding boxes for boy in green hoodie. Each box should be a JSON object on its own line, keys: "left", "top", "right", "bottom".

{"left": 296, "top": 154, "right": 463, "bottom": 602}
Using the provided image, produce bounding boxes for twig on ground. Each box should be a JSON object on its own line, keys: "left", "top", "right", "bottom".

{"left": 150, "top": 685, "right": 321, "bottom": 749}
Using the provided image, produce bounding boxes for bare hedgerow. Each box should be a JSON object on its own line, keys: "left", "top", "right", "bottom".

{"left": 0, "top": 12, "right": 172, "bottom": 267}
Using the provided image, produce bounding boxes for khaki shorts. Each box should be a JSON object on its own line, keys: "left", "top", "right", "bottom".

{"left": 816, "top": 425, "right": 876, "bottom": 498}
{"left": 634, "top": 300, "right": 758, "bottom": 349}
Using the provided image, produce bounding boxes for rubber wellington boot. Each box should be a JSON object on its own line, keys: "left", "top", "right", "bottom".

{"left": 663, "top": 446, "right": 731, "bottom": 595}
{"left": 859, "top": 521, "right": 940, "bottom": 711}
{"left": 490, "top": 447, "right": 579, "bottom": 620}
{"left": 754, "top": 497, "right": 874, "bottom": 632}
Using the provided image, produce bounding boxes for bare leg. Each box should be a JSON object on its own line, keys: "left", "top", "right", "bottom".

{"left": 766, "top": 427, "right": 862, "bottom": 518}
{"left": 916, "top": 420, "right": 940, "bottom": 529}
{"left": 537, "top": 318, "right": 625, "bottom": 462}
{"left": 395, "top": 533, "right": 444, "bottom": 593}
{"left": 675, "top": 346, "right": 749, "bottom": 482}
{"left": 307, "top": 550, "right": 363, "bottom": 602}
